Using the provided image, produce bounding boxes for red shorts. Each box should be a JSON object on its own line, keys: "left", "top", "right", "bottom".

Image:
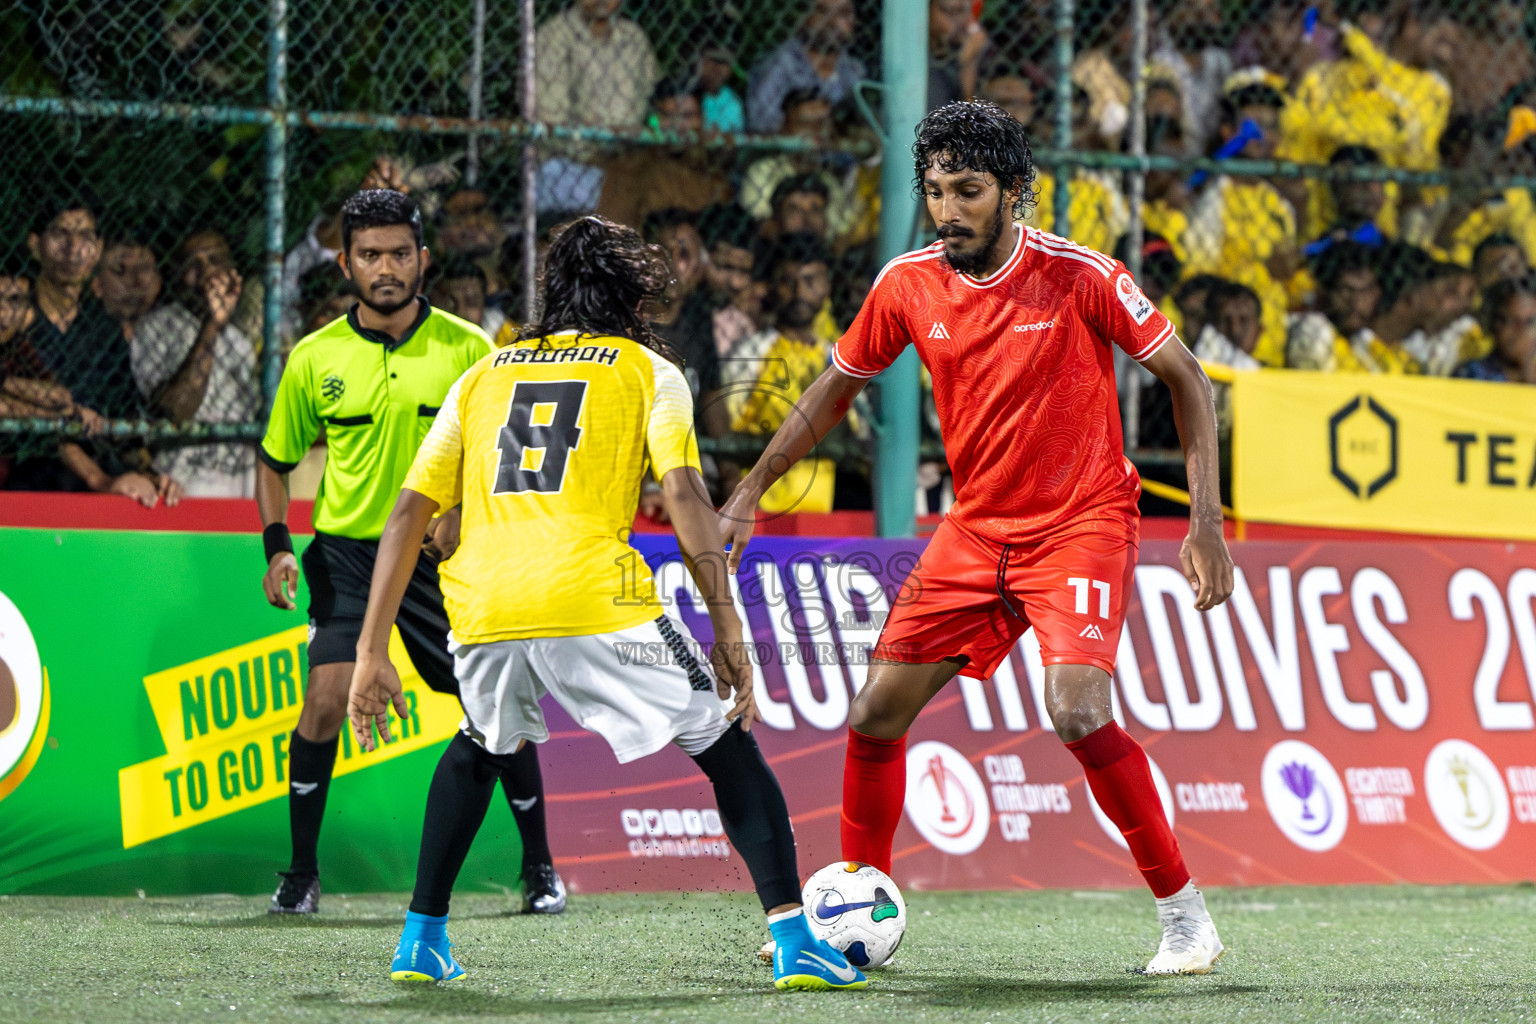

{"left": 872, "top": 517, "right": 1137, "bottom": 678}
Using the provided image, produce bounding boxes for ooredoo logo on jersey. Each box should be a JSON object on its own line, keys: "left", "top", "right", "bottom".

{"left": 0, "top": 590, "right": 48, "bottom": 805}
{"left": 1261, "top": 740, "right": 1348, "bottom": 852}
{"left": 1423, "top": 739, "right": 1509, "bottom": 850}
{"left": 904, "top": 740, "right": 990, "bottom": 855}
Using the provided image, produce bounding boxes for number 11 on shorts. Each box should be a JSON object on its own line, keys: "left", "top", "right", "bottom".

{"left": 1067, "top": 577, "right": 1111, "bottom": 619}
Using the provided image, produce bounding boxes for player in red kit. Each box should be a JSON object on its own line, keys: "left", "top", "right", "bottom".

{"left": 721, "top": 101, "right": 1235, "bottom": 973}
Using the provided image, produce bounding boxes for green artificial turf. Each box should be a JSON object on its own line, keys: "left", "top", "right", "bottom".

{"left": 2, "top": 885, "right": 1532, "bottom": 1023}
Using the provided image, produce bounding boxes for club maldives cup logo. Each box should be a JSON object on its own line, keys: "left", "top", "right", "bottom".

{"left": 0, "top": 590, "right": 49, "bottom": 804}
{"left": 1423, "top": 739, "right": 1509, "bottom": 851}
{"left": 904, "top": 741, "right": 990, "bottom": 855}
{"left": 1261, "top": 740, "right": 1349, "bottom": 852}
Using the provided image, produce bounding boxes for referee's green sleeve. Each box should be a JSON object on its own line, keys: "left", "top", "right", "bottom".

{"left": 259, "top": 347, "right": 320, "bottom": 473}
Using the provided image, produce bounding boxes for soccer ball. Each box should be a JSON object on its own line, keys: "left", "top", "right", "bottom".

{"left": 801, "top": 861, "right": 906, "bottom": 969}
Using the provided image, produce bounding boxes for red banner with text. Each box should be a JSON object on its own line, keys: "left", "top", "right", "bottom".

{"left": 538, "top": 536, "right": 1536, "bottom": 894}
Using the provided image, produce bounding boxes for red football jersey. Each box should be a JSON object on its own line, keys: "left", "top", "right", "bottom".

{"left": 833, "top": 226, "right": 1177, "bottom": 544}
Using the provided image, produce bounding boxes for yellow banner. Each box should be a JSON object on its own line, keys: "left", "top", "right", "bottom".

{"left": 118, "top": 627, "right": 462, "bottom": 848}
{"left": 1232, "top": 370, "right": 1536, "bottom": 540}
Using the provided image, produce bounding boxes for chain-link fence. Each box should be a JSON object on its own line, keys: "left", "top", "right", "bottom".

{"left": 4, "top": 0, "right": 1536, "bottom": 513}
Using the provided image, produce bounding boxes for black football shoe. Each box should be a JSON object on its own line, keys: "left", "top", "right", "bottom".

{"left": 269, "top": 870, "right": 320, "bottom": 914}
{"left": 520, "top": 863, "right": 567, "bottom": 915}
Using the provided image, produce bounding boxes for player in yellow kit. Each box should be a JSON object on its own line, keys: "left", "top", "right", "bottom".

{"left": 345, "top": 216, "right": 867, "bottom": 992}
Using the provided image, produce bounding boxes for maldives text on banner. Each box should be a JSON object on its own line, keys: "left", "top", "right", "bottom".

{"left": 2, "top": 528, "right": 1535, "bottom": 896}
{"left": 1231, "top": 370, "right": 1536, "bottom": 540}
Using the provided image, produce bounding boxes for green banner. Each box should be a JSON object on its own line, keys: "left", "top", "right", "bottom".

{"left": 0, "top": 528, "right": 524, "bottom": 896}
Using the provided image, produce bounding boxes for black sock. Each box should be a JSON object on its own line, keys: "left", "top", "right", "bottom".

{"left": 286, "top": 731, "right": 338, "bottom": 876}
{"left": 690, "top": 722, "right": 802, "bottom": 912}
{"left": 409, "top": 732, "right": 501, "bottom": 917}
{"left": 499, "top": 743, "right": 554, "bottom": 870}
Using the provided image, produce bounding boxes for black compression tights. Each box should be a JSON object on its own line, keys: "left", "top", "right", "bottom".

{"left": 690, "top": 722, "right": 802, "bottom": 912}
{"left": 412, "top": 724, "right": 803, "bottom": 917}
{"left": 409, "top": 732, "right": 508, "bottom": 917}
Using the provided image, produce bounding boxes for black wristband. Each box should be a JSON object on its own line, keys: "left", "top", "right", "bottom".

{"left": 263, "top": 523, "right": 294, "bottom": 563}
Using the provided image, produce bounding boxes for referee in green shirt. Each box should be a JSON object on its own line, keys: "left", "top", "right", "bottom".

{"left": 257, "top": 190, "right": 564, "bottom": 915}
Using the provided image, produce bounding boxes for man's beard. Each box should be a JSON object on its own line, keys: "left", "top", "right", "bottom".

{"left": 360, "top": 269, "right": 422, "bottom": 317}
{"left": 940, "top": 200, "right": 1008, "bottom": 276}
{"left": 778, "top": 298, "right": 818, "bottom": 330}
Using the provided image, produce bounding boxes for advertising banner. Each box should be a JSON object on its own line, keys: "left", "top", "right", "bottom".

{"left": 1231, "top": 370, "right": 1536, "bottom": 541}
{"left": 0, "top": 530, "right": 519, "bottom": 897}
{"left": 2, "top": 527, "right": 1534, "bottom": 897}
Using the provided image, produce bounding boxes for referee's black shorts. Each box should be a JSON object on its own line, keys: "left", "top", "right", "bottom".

{"left": 301, "top": 530, "right": 457, "bottom": 694}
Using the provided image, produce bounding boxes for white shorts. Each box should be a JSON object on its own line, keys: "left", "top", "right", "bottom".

{"left": 451, "top": 614, "right": 732, "bottom": 763}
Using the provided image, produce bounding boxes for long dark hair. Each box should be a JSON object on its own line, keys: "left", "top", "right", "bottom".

{"left": 517, "top": 216, "right": 682, "bottom": 366}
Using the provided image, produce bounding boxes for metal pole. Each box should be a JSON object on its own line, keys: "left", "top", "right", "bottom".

{"left": 873, "top": 0, "right": 926, "bottom": 538}
{"left": 1051, "top": 0, "right": 1074, "bottom": 237}
{"left": 261, "top": 0, "right": 288, "bottom": 410}
{"left": 1126, "top": 0, "right": 1147, "bottom": 284}
{"left": 1122, "top": 0, "right": 1148, "bottom": 454}
{"left": 467, "top": 0, "right": 486, "bottom": 187}
{"left": 520, "top": 0, "right": 538, "bottom": 325}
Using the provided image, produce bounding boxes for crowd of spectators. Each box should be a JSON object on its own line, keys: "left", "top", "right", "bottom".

{"left": 5, "top": 0, "right": 1536, "bottom": 510}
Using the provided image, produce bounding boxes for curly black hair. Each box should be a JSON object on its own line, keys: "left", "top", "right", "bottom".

{"left": 340, "top": 189, "right": 423, "bottom": 253}
{"left": 518, "top": 216, "right": 682, "bottom": 366}
{"left": 912, "top": 100, "right": 1037, "bottom": 219}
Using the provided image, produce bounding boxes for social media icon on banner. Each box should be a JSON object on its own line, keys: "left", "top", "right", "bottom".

{"left": 904, "top": 740, "right": 990, "bottom": 855}
{"left": 1261, "top": 740, "right": 1348, "bottom": 852}
{"left": 1086, "top": 754, "right": 1174, "bottom": 851}
{"left": 1423, "top": 739, "right": 1509, "bottom": 851}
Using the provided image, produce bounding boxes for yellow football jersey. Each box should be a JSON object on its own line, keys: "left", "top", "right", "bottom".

{"left": 404, "top": 331, "right": 701, "bottom": 642}
{"left": 730, "top": 330, "right": 836, "bottom": 515}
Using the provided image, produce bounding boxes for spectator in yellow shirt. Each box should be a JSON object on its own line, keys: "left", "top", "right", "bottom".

{"left": 1454, "top": 276, "right": 1536, "bottom": 384}
{"left": 1184, "top": 81, "right": 1298, "bottom": 366}
{"left": 1307, "top": 145, "right": 1391, "bottom": 250}
{"left": 1404, "top": 262, "right": 1488, "bottom": 376}
{"left": 1287, "top": 241, "right": 1382, "bottom": 371}
{"left": 723, "top": 234, "right": 845, "bottom": 512}
{"left": 1022, "top": 85, "right": 1128, "bottom": 256}
{"left": 1141, "top": 115, "right": 1194, "bottom": 265}
{"left": 1288, "top": 241, "right": 1447, "bottom": 374}
{"left": 1434, "top": 135, "right": 1536, "bottom": 269}
{"left": 1280, "top": 13, "right": 1450, "bottom": 238}
{"left": 1290, "top": 144, "right": 1393, "bottom": 305}
{"left": 1353, "top": 241, "right": 1437, "bottom": 373}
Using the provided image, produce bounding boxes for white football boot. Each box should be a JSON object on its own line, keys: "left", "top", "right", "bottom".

{"left": 1145, "top": 883, "right": 1224, "bottom": 974}
{"left": 758, "top": 939, "right": 776, "bottom": 964}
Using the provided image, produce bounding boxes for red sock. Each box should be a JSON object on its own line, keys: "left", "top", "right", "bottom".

{"left": 840, "top": 729, "right": 907, "bottom": 875}
{"left": 1066, "top": 723, "right": 1190, "bottom": 898}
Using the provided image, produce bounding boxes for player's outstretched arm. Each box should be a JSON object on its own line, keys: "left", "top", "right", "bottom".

{"left": 256, "top": 460, "right": 299, "bottom": 610}
{"left": 1142, "top": 339, "right": 1235, "bottom": 611}
{"left": 662, "top": 466, "right": 758, "bottom": 731}
{"left": 348, "top": 488, "right": 440, "bottom": 752}
{"left": 717, "top": 365, "right": 868, "bottom": 573}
